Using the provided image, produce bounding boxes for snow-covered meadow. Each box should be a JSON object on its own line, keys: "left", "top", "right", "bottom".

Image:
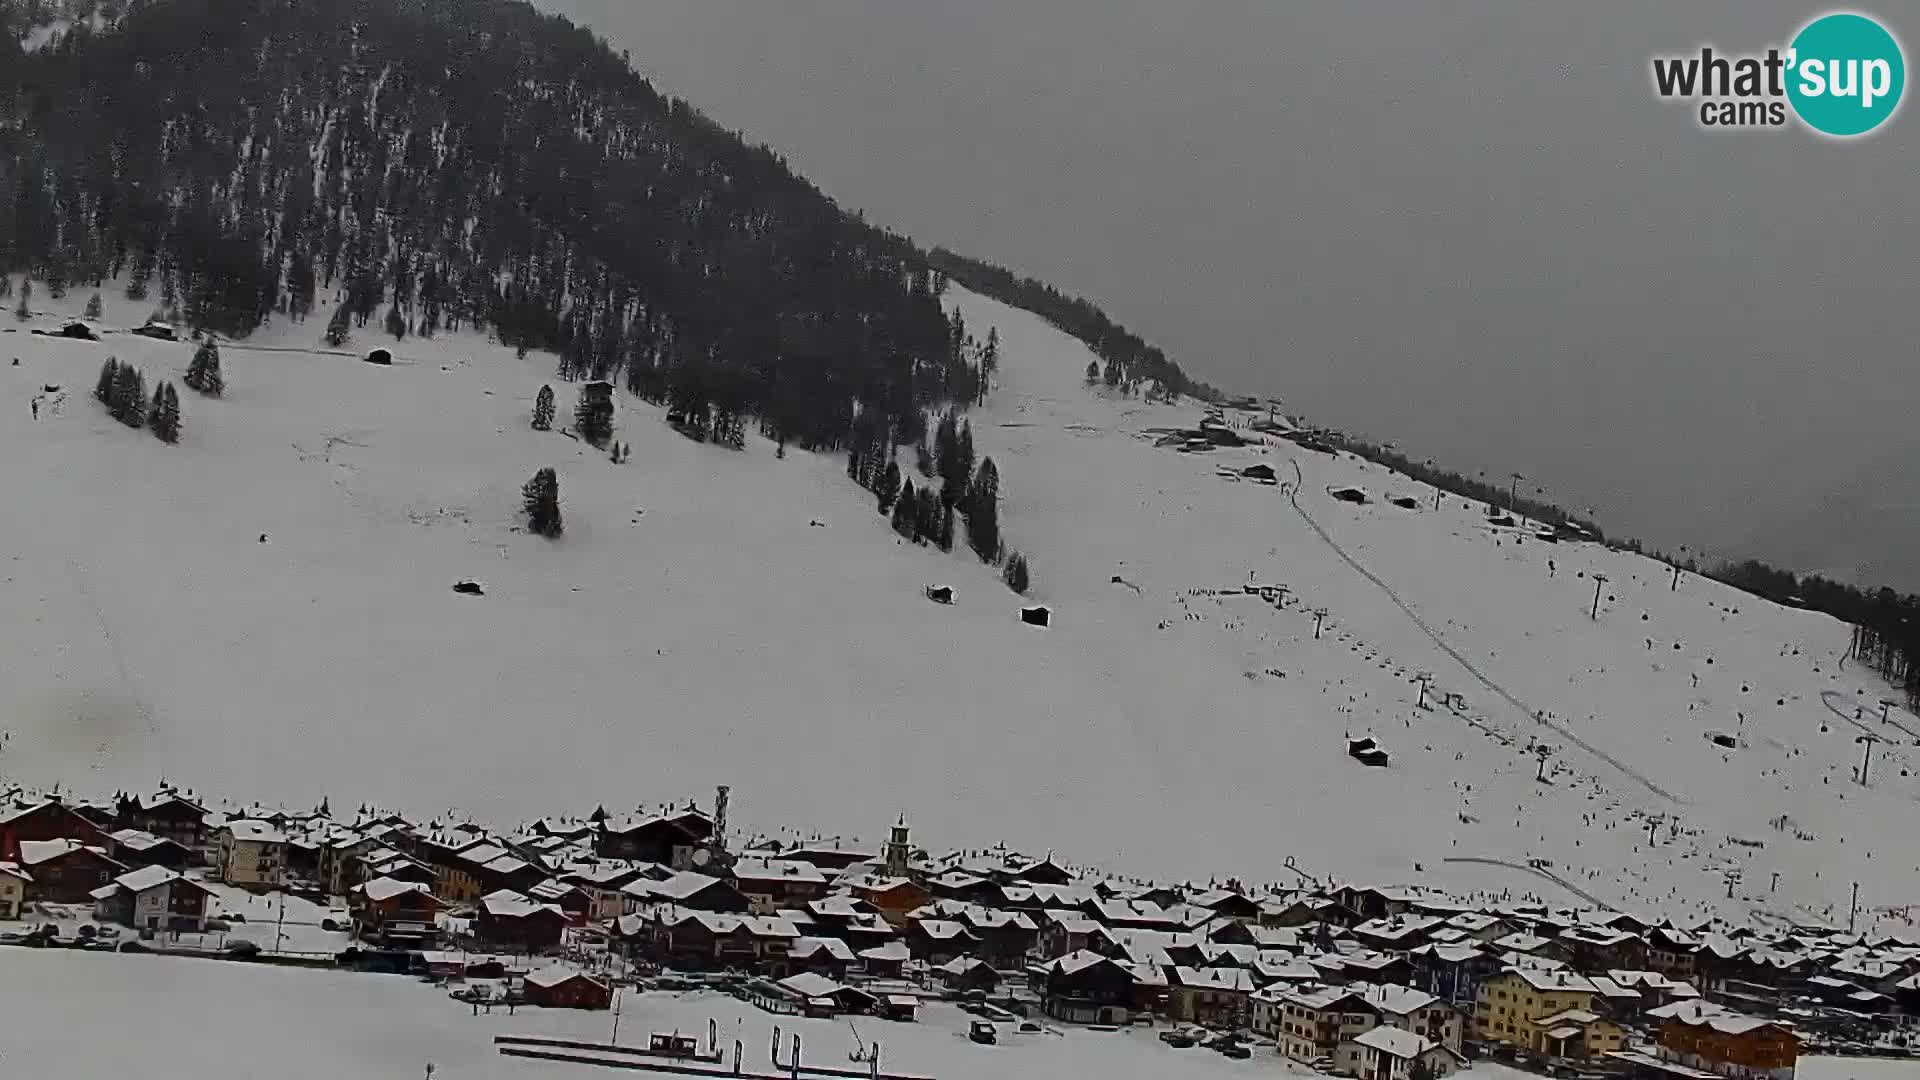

{"left": 2, "top": 280, "right": 1917, "bottom": 929}
{"left": 0, "top": 949, "right": 1274, "bottom": 1080}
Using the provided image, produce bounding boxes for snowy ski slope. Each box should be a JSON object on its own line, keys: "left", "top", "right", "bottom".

{"left": 2, "top": 283, "right": 1915, "bottom": 931}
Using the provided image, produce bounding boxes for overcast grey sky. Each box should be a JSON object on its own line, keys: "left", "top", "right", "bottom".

{"left": 540, "top": 0, "right": 1920, "bottom": 589}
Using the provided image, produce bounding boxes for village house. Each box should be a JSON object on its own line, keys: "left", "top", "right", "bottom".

{"left": 349, "top": 877, "right": 444, "bottom": 948}
{"left": 18, "top": 839, "right": 126, "bottom": 904}
{"left": 1, "top": 861, "right": 28, "bottom": 919}
{"left": 1354, "top": 914, "right": 1444, "bottom": 954}
{"left": 789, "top": 935, "right": 858, "bottom": 979}
{"left": 107, "top": 828, "right": 194, "bottom": 870}
{"left": 1647, "top": 926, "right": 1703, "bottom": 979}
{"left": 1351, "top": 1026, "right": 1461, "bottom": 1080}
{"left": 957, "top": 906, "right": 1040, "bottom": 965}
{"left": 595, "top": 810, "right": 712, "bottom": 866}
{"left": 114, "top": 790, "right": 209, "bottom": 850}
{"left": 851, "top": 877, "right": 933, "bottom": 927}
{"left": 627, "top": 870, "right": 749, "bottom": 913}
{"left": 475, "top": 889, "right": 569, "bottom": 952}
{"left": 642, "top": 910, "right": 799, "bottom": 974}
{"left": 560, "top": 860, "right": 658, "bottom": 921}
{"left": 858, "top": 940, "right": 911, "bottom": 978}
{"left": 1268, "top": 983, "right": 1386, "bottom": 1073}
{"left": 730, "top": 857, "right": 829, "bottom": 913}
{"left": 1034, "top": 950, "right": 1137, "bottom": 1025}
{"left": 1, "top": 799, "right": 112, "bottom": 861}
{"left": 1166, "top": 966, "right": 1259, "bottom": 1027}
{"left": 1476, "top": 968, "right": 1625, "bottom": 1060}
{"left": 90, "top": 865, "right": 216, "bottom": 933}
{"left": 216, "top": 819, "right": 289, "bottom": 889}
{"left": 1408, "top": 942, "right": 1499, "bottom": 1009}
{"left": 903, "top": 918, "right": 981, "bottom": 965}
{"left": 936, "top": 955, "right": 1002, "bottom": 994}
{"left": 523, "top": 967, "right": 613, "bottom": 1010}
{"left": 1650, "top": 1001, "right": 1800, "bottom": 1080}
{"left": 529, "top": 879, "right": 591, "bottom": 922}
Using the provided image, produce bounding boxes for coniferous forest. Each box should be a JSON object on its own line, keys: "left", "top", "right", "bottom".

{"left": 0, "top": 0, "right": 1121, "bottom": 454}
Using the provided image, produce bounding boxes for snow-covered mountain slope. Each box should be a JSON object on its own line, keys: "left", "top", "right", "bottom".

{"left": 3, "top": 284, "right": 1915, "bottom": 932}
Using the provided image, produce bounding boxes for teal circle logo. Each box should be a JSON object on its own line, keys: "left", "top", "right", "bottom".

{"left": 1787, "top": 12, "right": 1905, "bottom": 136}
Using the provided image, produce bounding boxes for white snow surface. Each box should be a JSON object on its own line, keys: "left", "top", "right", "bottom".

{"left": 4, "top": 283, "right": 1919, "bottom": 929}
{"left": 0, "top": 949, "right": 1275, "bottom": 1080}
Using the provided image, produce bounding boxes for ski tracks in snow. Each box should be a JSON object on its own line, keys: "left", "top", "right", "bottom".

{"left": 1282, "top": 478, "right": 1683, "bottom": 805}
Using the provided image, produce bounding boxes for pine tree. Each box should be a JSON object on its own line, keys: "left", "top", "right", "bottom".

{"left": 13, "top": 280, "right": 30, "bottom": 322}
{"left": 522, "top": 467, "right": 563, "bottom": 538}
{"left": 891, "top": 479, "right": 916, "bottom": 538}
{"left": 324, "top": 303, "right": 352, "bottom": 348}
{"left": 966, "top": 457, "right": 1001, "bottom": 563}
{"left": 184, "top": 339, "right": 224, "bottom": 397}
{"left": 878, "top": 460, "right": 902, "bottom": 514}
{"left": 1085, "top": 360, "right": 1099, "bottom": 386}
{"left": 150, "top": 382, "right": 181, "bottom": 444}
{"left": 937, "top": 502, "right": 955, "bottom": 552}
{"left": 384, "top": 303, "right": 407, "bottom": 340}
{"left": 531, "top": 384, "right": 555, "bottom": 430}
{"left": 95, "top": 357, "right": 119, "bottom": 404}
{"left": 111, "top": 363, "right": 147, "bottom": 427}
{"left": 1003, "top": 552, "right": 1030, "bottom": 594}
{"left": 983, "top": 327, "right": 1000, "bottom": 377}
{"left": 84, "top": 293, "right": 103, "bottom": 320}
{"left": 914, "top": 438, "right": 933, "bottom": 478}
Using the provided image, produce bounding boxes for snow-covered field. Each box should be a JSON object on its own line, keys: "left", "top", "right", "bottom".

{"left": 0, "top": 949, "right": 1273, "bottom": 1080}
{"left": 3, "top": 280, "right": 1917, "bottom": 930}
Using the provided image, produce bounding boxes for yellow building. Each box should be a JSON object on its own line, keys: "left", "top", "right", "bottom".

{"left": 1475, "top": 968, "right": 1625, "bottom": 1060}
{"left": 216, "top": 820, "right": 289, "bottom": 889}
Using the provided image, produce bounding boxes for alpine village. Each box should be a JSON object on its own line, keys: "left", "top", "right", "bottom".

{"left": 0, "top": 779, "right": 1905, "bottom": 1080}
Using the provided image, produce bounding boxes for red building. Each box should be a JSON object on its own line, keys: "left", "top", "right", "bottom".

{"left": 1, "top": 801, "right": 113, "bottom": 862}
{"left": 18, "top": 839, "right": 127, "bottom": 904}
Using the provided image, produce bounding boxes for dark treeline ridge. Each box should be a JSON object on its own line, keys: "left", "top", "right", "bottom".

{"left": 0, "top": 0, "right": 983, "bottom": 452}
{"left": 1328, "top": 431, "right": 1920, "bottom": 710}
{"left": 927, "top": 247, "right": 1217, "bottom": 403}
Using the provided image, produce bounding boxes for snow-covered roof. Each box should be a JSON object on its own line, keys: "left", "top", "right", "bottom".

{"left": 859, "top": 941, "right": 911, "bottom": 963}
{"left": 357, "top": 877, "right": 437, "bottom": 903}
{"left": 0, "top": 861, "right": 30, "bottom": 882}
{"left": 480, "top": 890, "right": 561, "bottom": 919}
{"left": 223, "top": 819, "right": 289, "bottom": 845}
{"left": 790, "top": 936, "right": 857, "bottom": 962}
{"left": 779, "top": 972, "right": 847, "bottom": 999}
{"left": 110, "top": 865, "right": 206, "bottom": 895}
{"left": 18, "top": 839, "right": 112, "bottom": 866}
{"left": 1353, "top": 1026, "right": 1438, "bottom": 1060}
{"left": 1502, "top": 967, "right": 1598, "bottom": 993}
{"left": 524, "top": 966, "right": 603, "bottom": 990}
{"left": 1169, "top": 966, "right": 1257, "bottom": 993}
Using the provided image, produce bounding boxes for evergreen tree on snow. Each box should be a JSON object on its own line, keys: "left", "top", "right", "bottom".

{"left": 111, "top": 363, "right": 147, "bottom": 427}
{"left": 891, "top": 479, "right": 916, "bottom": 538}
{"left": 966, "top": 456, "right": 1001, "bottom": 563}
{"left": 531, "top": 384, "right": 555, "bottom": 431}
{"left": 983, "top": 327, "right": 1000, "bottom": 378}
{"left": 95, "top": 357, "right": 119, "bottom": 404}
{"left": 878, "top": 460, "right": 902, "bottom": 514}
{"left": 1003, "top": 552, "right": 1030, "bottom": 595}
{"left": 937, "top": 502, "right": 955, "bottom": 552}
{"left": 522, "top": 467, "right": 563, "bottom": 538}
{"left": 324, "top": 303, "right": 352, "bottom": 348}
{"left": 384, "top": 304, "right": 407, "bottom": 340}
{"left": 184, "top": 339, "right": 224, "bottom": 397}
{"left": 1085, "top": 360, "right": 1099, "bottom": 386}
{"left": 14, "top": 280, "right": 30, "bottom": 321}
{"left": 84, "top": 293, "right": 103, "bottom": 319}
{"left": 0, "top": 276, "right": 11, "bottom": 299}
{"left": 914, "top": 438, "right": 933, "bottom": 478}
{"left": 150, "top": 382, "right": 181, "bottom": 444}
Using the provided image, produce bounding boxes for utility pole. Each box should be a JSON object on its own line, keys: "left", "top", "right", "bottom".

{"left": 1509, "top": 472, "right": 1523, "bottom": 523}
{"left": 1770, "top": 871, "right": 1779, "bottom": 895}
{"left": 1850, "top": 881, "right": 1861, "bottom": 933}
{"left": 1313, "top": 608, "right": 1329, "bottom": 640}
{"left": 610, "top": 986, "right": 623, "bottom": 1044}
{"left": 1590, "top": 574, "right": 1609, "bottom": 621}
{"left": 274, "top": 889, "right": 287, "bottom": 955}
{"left": 1670, "top": 563, "right": 1682, "bottom": 591}
{"left": 1416, "top": 674, "right": 1433, "bottom": 711}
